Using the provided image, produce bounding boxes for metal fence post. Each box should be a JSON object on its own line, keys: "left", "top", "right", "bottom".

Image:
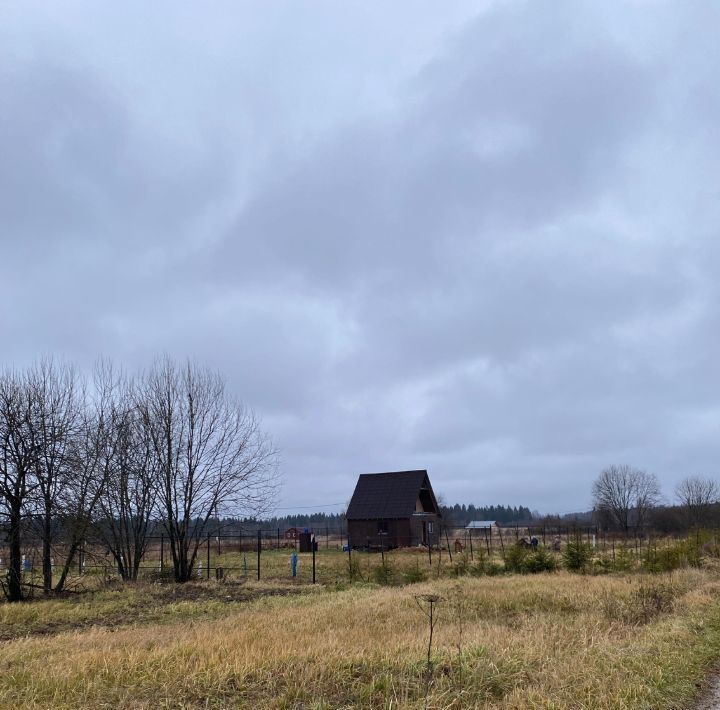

{"left": 445, "top": 526, "right": 453, "bottom": 562}
{"left": 160, "top": 533, "right": 164, "bottom": 571}
{"left": 312, "top": 534, "right": 316, "bottom": 584}
{"left": 257, "top": 529, "right": 261, "bottom": 581}
{"left": 207, "top": 533, "right": 211, "bottom": 580}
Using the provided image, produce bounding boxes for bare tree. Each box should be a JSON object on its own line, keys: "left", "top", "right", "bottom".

{"left": 675, "top": 475, "right": 719, "bottom": 529}
{"left": 592, "top": 465, "right": 634, "bottom": 532}
{"left": 634, "top": 469, "right": 662, "bottom": 531}
{"left": 592, "top": 464, "right": 661, "bottom": 533}
{"left": 0, "top": 371, "right": 38, "bottom": 601}
{"left": 51, "top": 392, "right": 108, "bottom": 593}
{"left": 93, "top": 364, "right": 159, "bottom": 580}
{"left": 138, "top": 358, "right": 279, "bottom": 582}
{"left": 26, "top": 359, "right": 82, "bottom": 594}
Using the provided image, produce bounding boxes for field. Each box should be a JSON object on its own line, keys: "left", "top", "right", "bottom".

{"left": 3, "top": 556, "right": 720, "bottom": 708}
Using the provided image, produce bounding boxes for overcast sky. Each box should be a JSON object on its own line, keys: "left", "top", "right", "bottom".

{"left": 2, "top": 1, "right": 719, "bottom": 515}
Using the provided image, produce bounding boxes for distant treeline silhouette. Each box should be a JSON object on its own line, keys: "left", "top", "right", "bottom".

{"left": 240, "top": 512, "right": 346, "bottom": 530}
{"left": 441, "top": 504, "right": 534, "bottom": 526}
{"left": 236, "top": 504, "right": 534, "bottom": 531}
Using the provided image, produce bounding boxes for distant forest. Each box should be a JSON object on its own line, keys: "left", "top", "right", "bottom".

{"left": 241, "top": 512, "right": 345, "bottom": 531}
{"left": 238, "top": 504, "right": 534, "bottom": 531}
{"left": 441, "top": 504, "right": 534, "bottom": 526}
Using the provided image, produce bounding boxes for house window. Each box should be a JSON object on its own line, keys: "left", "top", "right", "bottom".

{"left": 377, "top": 521, "right": 388, "bottom": 534}
{"left": 427, "top": 522, "right": 434, "bottom": 534}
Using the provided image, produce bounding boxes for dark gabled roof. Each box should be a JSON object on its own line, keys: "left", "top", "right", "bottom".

{"left": 346, "top": 470, "right": 440, "bottom": 520}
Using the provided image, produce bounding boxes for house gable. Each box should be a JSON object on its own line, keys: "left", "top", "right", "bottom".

{"left": 346, "top": 470, "right": 441, "bottom": 520}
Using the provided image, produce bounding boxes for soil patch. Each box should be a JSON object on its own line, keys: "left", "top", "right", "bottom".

{"left": 696, "top": 671, "right": 720, "bottom": 710}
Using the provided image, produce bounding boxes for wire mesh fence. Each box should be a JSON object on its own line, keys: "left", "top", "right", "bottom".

{"left": 2, "top": 523, "right": 709, "bottom": 590}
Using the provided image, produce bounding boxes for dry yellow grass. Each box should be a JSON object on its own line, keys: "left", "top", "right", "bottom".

{"left": 2, "top": 570, "right": 720, "bottom": 708}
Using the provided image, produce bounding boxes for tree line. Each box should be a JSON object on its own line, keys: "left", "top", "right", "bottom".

{"left": 0, "top": 357, "right": 278, "bottom": 601}
{"left": 241, "top": 512, "right": 346, "bottom": 530}
{"left": 441, "top": 504, "right": 534, "bottom": 527}
{"left": 202, "top": 505, "right": 535, "bottom": 534}
{"left": 239, "top": 505, "right": 534, "bottom": 532}
{"left": 591, "top": 464, "right": 719, "bottom": 533}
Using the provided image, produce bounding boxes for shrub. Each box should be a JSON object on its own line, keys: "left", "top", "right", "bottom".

{"left": 469, "top": 558, "right": 491, "bottom": 576}
{"left": 602, "top": 579, "right": 678, "bottom": 625}
{"left": 503, "top": 545, "right": 557, "bottom": 574}
{"left": 590, "top": 555, "right": 613, "bottom": 575}
{"left": 403, "top": 561, "right": 427, "bottom": 584}
{"left": 700, "top": 532, "right": 720, "bottom": 560}
{"left": 643, "top": 544, "right": 683, "bottom": 573}
{"left": 522, "top": 547, "right": 558, "bottom": 574}
{"left": 681, "top": 534, "right": 705, "bottom": 568}
{"left": 644, "top": 536, "right": 707, "bottom": 573}
{"left": 611, "top": 544, "right": 634, "bottom": 572}
{"left": 503, "top": 545, "right": 529, "bottom": 573}
{"left": 562, "top": 540, "right": 592, "bottom": 572}
{"left": 483, "top": 561, "right": 505, "bottom": 576}
{"left": 452, "top": 554, "right": 471, "bottom": 577}
{"left": 372, "top": 560, "right": 395, "bottom": 585}
{"left": 347, "top": 554, "right": 362, "bottom": 582}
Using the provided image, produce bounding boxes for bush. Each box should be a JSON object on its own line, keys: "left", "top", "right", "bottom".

{"left": 503, "top": 545, "right": 529, "bottom": 573}
{"left": 681, "top": 534, "right": 706, "bottom": 568}
{"left": 602, "top": 579, "right": 678, "bottom": 625}
{"left": 483, "top": 561, "right": 505, "bottom": 576}
{"left": 644, "top": 536, "right": 707, "bottom": 573}
{"left": 562, "top": 540, "right": 593, "bottom": 572}
{"left": 470, "top": 558, "right": 496, "bottom": 576}
{"left": 347, "top": 554, "right": 362, "bottom": 582}
{"left": 403, "top": 561, "right": 427, "bottom": 584}
{"left": 590, "top": 555, "right": 614, "bottom": 575}
{"left": 643, "top": 544, "right": 683, "bottom": 573}
{"left": 700, "top": 532, "right": 720, "bottom": 560}
{"left": 611, "top": 544, "right": 634, "bottom": 572}
{"left": 372, "top": 560, "right": 395, "bottom": 585}
{"left": 503, "top": 545, "right": 557, "bottom": 574}
{"left": 522, "top": 547, "right": 558, "bottom": 574}
{"left": 452, "top": 554, "right": 471, "bottom": 577}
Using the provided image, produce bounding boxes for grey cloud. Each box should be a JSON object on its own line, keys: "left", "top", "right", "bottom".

{"left": 2, "top": 1, "right": 720, "bottom": 513}
{"left": 0, "top": 60, "right": 232, "bottom": 260}
{"left": 217, "top": 3, "right": 653, "bottom": 293}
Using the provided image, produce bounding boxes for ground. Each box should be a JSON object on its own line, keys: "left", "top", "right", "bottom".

{"left": 696, "top": 674, "right": 720, "bottom": 710}
{"left": 2, "top": 563, "right": 720, "bottom": 708}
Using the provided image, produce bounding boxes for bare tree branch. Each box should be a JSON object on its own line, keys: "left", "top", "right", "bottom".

{"left": 137, "top": 357, "right": 279, "bottom": 582}
{"left": 675, "top": 475, "right": 719, "bottom": 528}
{"left": 592, "top": 464, "right": 661, "bottom": 533}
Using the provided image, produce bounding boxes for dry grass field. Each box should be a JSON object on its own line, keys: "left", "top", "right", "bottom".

{"left": 2, "top": 567, "right": 720, "bottom": 708}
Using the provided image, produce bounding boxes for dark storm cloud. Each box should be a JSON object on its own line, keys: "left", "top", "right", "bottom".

{"left": 2, "top": 0, "right": 720, "bottom": 513}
